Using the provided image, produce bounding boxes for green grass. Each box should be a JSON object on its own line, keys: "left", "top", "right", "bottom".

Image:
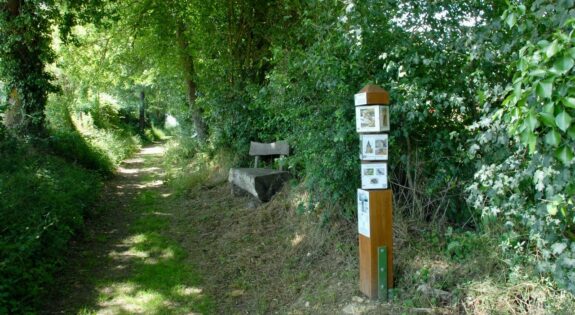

{"left": 79, "top": 191, "right": 214, "bottom": 315}
{"left": 144, "top": 125, "right": 168, "bottom": 142}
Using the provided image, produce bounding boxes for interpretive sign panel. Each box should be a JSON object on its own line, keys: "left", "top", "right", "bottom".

{"left": 357, "top": 189, "right": 370, "bottom": 237}
{"left": 354, "top": 92, "right": 368, "bottom": 106}
{"left": 355, "top": 105, "right": 390, "bottom": 133}
{"left": 360, "top": 134, "right": 388, "bottom": 161}
{"left": 361, "top": 163, "right": 388, "bottom": 189}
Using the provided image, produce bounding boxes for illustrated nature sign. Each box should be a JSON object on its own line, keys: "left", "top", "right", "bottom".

{"left": 357, "top": 189, "right": 370, "bottom": 237}
{"left": 355, "top": 105, "right": 389, "bottom": 133}
{"left": 360, "top": 134, "right": 388, "bottom": 160}
{"left": 361, "top": 163, "right": 388, "bottom": 189}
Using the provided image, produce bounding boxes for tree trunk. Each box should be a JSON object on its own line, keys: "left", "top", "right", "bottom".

{"left": 175, "top": 22, "right": 207, "bottom": 143}
{"left": 406, "top": 135, "right": 424, "bottom": 219}
{"left": 139, "top": 90, "right": 146, "bottom": 133}
{"left": 2, "top": 1, "right": 22, "bottom": 132}
{"left": 2, "top": 0, "right": 51, "bottom": 137}
{"left": 3, "top": 88, "right": 24, "bottom": 131}
{"left": 4, "top": 0, "right": 20, "bottom": 16}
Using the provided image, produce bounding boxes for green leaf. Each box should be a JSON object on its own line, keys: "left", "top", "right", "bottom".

{"left": 513, "top": 82, "right": 522, "bottom": 98}
{"left": 518, "top": 4, "right": 526, "bottom": 13}
{"left": 505, "top": 13, "right": 517, "bottom": 28}
{"left": 553, "top": 56, "right": 574, "bottom": 74}
{"left": 510, "top": 107, "right": 520, "bottom": 120}
{"left": 546, "top": 40, "right": 560, "bottom": 58}
{"left": 556, "top": 146, "right": 574, "bottom": 164}
{"left": 548, "top": 204, "right": 558, "bottom": 216}
{"left": 502, "top": 93, "right": 515, "bottom": 107}
{"left": 568, "top": 126, "right": 575, "bottom": 140}
{"left": 518, "top": 58, "right": 528, "bottom": 72}
{"left": 538, "top": 40, "right": 550, "bottom": 49}
{"left": 521, "top": 129, "right": 537, "bottom": 153}
{"left": 539, "top": 112, "right": 556, "bottom": 128}
{"left": 529, "top": 69, "right": 547, "bottom": 77}
{"left": 556, "top": 110, "right": 573, "bottom": 132}
{"left": 568, "top": 47, "right": 575, "bottom": 59}
{"left": 562, "top": 97, "right": 575, "bottom": 109}
{"left": 543, "top": 102, "right": 555, "bottom": 114}
{"left": 536, "top": 79, "right": 553, "bottom": 99}
{"left": 527, "top": 110, "right": 540, "bottom": 131}
{"left": 545, "top": 129, "right": 561, "bottom": 147}
{"left": 528, "top": 132, "right": 537, "bottom": 153}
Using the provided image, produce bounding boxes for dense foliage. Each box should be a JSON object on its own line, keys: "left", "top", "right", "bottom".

{"left": 468, "top": 1, "right": 575, "bottom": 294}
{"left": 201, "top": 0, "right": 510, "bottom": 221}
{"left": 1, "top": 1, "right": 141, "bottom": 311}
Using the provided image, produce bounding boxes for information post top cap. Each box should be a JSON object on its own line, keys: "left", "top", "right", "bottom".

{"left": 355, "top": 84, "right": 390, "bottom": 106}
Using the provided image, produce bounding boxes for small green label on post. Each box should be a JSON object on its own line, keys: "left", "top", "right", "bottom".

{"left": 378, "top": 246, "right": 388, "bottom": 301}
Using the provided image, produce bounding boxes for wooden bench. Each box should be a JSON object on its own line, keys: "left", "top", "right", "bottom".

{"left": 228, "top": 141, "right": 290, "bottom": 202}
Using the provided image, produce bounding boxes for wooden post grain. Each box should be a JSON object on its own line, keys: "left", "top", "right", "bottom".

{"left": 359, "top": 189, "right": 393, "bottom": 298}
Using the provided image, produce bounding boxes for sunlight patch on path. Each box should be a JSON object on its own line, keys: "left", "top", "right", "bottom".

{"left": 115, "top": 180, "right": 165, "bottom": 190}
{"left": 117, "top": 167, "right": 139, "bottom": 174}
{"left": 134, "top": 180, "right": 164, "bottom": 189}
{"left": 123, "top": 158, "right": 145, "bottom": 164}
{"left": 97, "top": 283, "right": 166, "bottom": 315}
{"left": 174, "top": 285, "right": 203, "bottom": 296}
{"left": 140, "top": 146, "right": 165, "bottom": 156}
{"left": 117, "top": 166, "right": 163, "bottom": 175}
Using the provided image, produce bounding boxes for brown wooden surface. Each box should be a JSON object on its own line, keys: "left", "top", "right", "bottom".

{"left": 359, "top": 234, "right": 374, "bottom": 296}
{"left": 359, "top": 189, "right": 393, "bottom": 298}
{"left": 358, "top": 84, "right": 390, "bottom": 105}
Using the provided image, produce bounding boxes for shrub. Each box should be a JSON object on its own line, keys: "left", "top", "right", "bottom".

{"left": 467, "top": 1, "right": 575, "bottom": 294}
{"left": 0, "top": 137, "right": 102, "bottom": 313}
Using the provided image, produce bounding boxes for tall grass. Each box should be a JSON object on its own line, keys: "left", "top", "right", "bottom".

{"left": 45, "top": 95, "right": 140, "bottom": 175}
{"left": 162, "top": 134, "right": 233, "bottom": 194}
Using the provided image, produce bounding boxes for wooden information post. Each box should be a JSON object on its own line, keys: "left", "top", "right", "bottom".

{"left": 355, "top": 84, "right": 393, "bottom": 300}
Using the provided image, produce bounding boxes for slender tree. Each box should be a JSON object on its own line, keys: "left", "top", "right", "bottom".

{"left": 0, "top": 0, "right": 107, "bottom": 137}
{"left": 176, "top": 20, "right": 207, "bottom": 142}
{"left": 0, "top": 0, "right": 57, "bottom": 136}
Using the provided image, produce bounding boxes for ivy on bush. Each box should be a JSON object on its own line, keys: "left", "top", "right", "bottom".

{"left": 468, "top": 1, "right": 575, "bottom": 293}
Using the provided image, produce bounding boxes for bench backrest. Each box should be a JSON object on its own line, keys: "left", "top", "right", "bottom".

{"left": 249, "top": 141, "right": 289, "bottom": 169}
{"left": 249, "top": 141, "right": 289, "bottom": 156}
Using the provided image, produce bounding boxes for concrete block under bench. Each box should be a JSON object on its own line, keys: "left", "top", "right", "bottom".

{"left": 229, "top": 141, "right": 290, "bottom": 202}
{"left": 228, "top": 168, "right": 290, "bottom": 202}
